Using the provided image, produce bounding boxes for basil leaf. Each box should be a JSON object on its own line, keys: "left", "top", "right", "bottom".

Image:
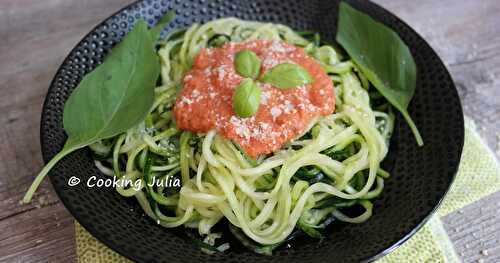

{"left": 63, "top": 21, "right": 158, "bottom": 149}
{"left": 234, "top": 50, "right": 261, "bottom": 79}
{"left": 23, "top": 19, "right": 165, "bottom": 203}
{"left": 150, "top": 10, "right": 175, "bottom": 41}
{"left": 260, "top": 63, "right": 313, "bottom": 89}
{"left": 336, "top": 2, "right": 423, "bottom": 146}
{"left": 233, "top": 79, "right": 261, "bottom": 117}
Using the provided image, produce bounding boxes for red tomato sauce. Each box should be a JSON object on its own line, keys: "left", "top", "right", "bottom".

{"left": 174, "top": 40, "right": 335, "bottom": 158}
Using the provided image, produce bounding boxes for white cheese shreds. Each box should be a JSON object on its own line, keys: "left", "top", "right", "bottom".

{"left": 270, "top": 106, "right": 282, "bottom": 121}
{"left": 192, "top": 89, "right": 200, "bottom": 98}
{"left": 260, "top": 90, "right": 271, "bottom": 105}
{"left": 217, "top": 65, "right": 227, "bottom": 81}
{"left": 283, "top": 100, "right": 294, "bottom": 113}
{"left": 262, "top": 56, "right": 280, "bottom": 68}
{"left": 181, "top": 97, "right": 193, "bottom": 105}
{"left": 269, "top": 40, "right": 287, "bottom": 53}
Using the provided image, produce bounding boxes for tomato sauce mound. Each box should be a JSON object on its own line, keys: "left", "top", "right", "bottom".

{"left": 174, "top": 40, "right": 335, "bottom": 158}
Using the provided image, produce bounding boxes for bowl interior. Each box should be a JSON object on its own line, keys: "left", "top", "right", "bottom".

{"left": 41, "top": 0, "right": 464, "bottom": 262}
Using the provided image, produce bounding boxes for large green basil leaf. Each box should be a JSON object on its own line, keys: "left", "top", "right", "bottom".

{"left": 336, "top": 2, "right": 423, "bottom": 146}
{"left": 63, "top": 21, "right": 157, "bottom": 149}
{"left": 150, "top": 10, "right": 176, "bottom": 41}
{"left": 23, "top": 14, "right": 174, "bottom": 203}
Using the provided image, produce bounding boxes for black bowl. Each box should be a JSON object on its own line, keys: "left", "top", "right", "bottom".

{"left": 40, "top": 0, "right": 464, "bottom": 262}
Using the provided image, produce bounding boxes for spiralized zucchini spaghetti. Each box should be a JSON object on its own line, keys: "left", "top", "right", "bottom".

{"left": 90, "top": 18, "right": 395, "bottom": 254}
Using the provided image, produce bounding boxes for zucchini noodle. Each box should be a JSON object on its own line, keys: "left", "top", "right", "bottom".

{"left": 89, "top": 18, "right": 395, "bottom": 253}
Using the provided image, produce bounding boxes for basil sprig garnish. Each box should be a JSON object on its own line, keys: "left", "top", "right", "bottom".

{"left": 261, "top": 63, "right": 312, "bottom": 89}
{"left": 336, "top": 2, "right": 423, "bottom": 146}
{"left": 233, "top": 79, "right": 261, "bottom": 118}
{"left": 232, "top": 48, "right": 313, "bottom": 117}
{"left": 234, "top": 50, "right": 261, "bottom": 78}
{"left": 22, "top": 11, "right": 175, "bottom": 203}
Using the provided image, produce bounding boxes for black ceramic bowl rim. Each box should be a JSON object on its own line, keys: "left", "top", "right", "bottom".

{"left": 40, "top": 0, "right": 464, "bottom": 262}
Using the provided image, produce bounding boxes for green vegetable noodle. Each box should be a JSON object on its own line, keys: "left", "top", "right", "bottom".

{"left": 24, "top": 3, "right": 423, "bottom": 255}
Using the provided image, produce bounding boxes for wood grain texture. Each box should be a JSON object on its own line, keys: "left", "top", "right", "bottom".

{"left": 373, "top": 0, "right": 500, "bottom": 160}
{"left": 442, "top": 191, "right": 500, "bottom": 263}
{"left": 0, "top": 0, "right": 135, "bottom": 262}
{"left": 373, "top": 1, "right": 500, "bottom": 262}
{"left": 0, "top": 0, "right": 498, "bottom": 262}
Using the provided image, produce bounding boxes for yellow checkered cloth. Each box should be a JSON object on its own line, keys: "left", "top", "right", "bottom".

{"left": 76, "top": 118, "right": 500, "bottom": 262}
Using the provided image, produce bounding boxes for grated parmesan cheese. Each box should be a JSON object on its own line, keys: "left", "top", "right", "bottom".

{"left": 181, "top": 97, "right": 193, "bottom": 105}
{"left": 270, "top": 106, "right": 282, "bottom": 121}
{"left": 283, "top": 100, "right": 294, "bottom": 113}
{"left": 174, "top": 39, "right": 335, "bottom": 157}
{"left": 192, "top": 89, "right": 201, "bottom": 98}
{"left": 269, "top": 40, "right": 287, "bottom": 53}
{"left": 260, "top": 90, "right": 271, "bottom": 105}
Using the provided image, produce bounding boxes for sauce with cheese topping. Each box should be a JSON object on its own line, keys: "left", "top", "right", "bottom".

{"left": 174, "top": 40, "right": 335, "bottom": 158}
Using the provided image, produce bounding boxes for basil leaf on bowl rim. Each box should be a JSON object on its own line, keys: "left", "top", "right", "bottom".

{"left": 260, "top": 63, "right": 313, "bottom": 89}
{"left": 149, "top": 10, "right": 176, "bottom": 41}
{"left": 233, "top": 78, "right": 262, "bottom": 118}
{"left": 22, "top": 12, "right": 175, "bottom": 203}
{"left": 234, "top": 49, "right": 262, "bottom": 79}
{"left": 336, "top": 2, "right": 423, "bottom": 146}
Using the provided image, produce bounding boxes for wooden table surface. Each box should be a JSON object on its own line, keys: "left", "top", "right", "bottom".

{"left": 1, "top": 0, "right": 499, "bottom": 262}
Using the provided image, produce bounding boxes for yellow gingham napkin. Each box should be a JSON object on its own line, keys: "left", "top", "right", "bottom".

{"left": 75, "top": 117, "right": 500, "bottom": 262}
